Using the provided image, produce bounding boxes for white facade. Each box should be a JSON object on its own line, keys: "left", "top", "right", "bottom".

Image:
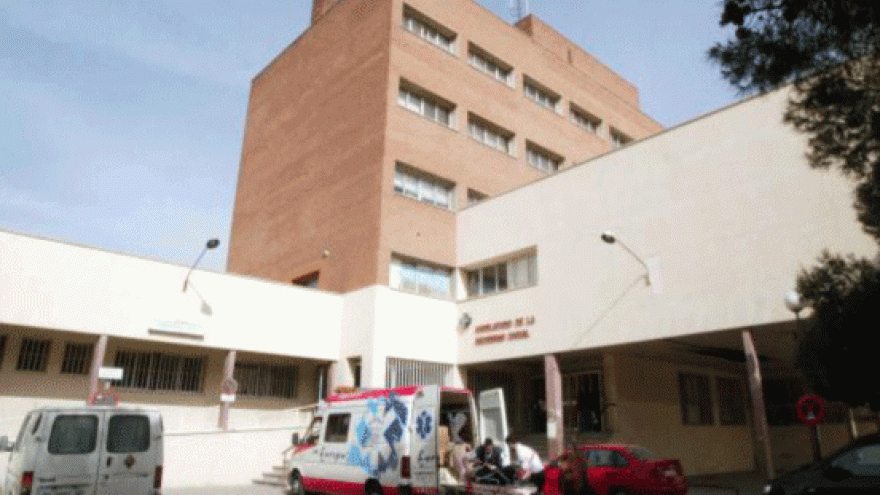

{"left": 2, "top": 88, "right": 877, "bottom": 484}
{"left": 455, "top": 88, "right": 875, "bottom": 362}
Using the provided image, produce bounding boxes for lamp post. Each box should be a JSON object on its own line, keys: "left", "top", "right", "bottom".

{"left": 183, "top": 239, "right": 220, "bottom": 292}
{"left": 784, "top": 291, "right": 804, "bottom": 337}
{"left": 600, "top": 231, "right": 651, "bottom": 285}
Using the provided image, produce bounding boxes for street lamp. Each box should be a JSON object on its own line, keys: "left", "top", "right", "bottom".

{"left": 600, "top": 231, "right": 651, "bottom": 285}
{"left": 784, "top": 291, "right": 804, "bottom": 339}
{"left": 182, "top": 239, "right": 220, "bottom": 292}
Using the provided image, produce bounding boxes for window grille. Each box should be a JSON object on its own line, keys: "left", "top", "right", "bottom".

{"left": 61, "top": 342, "right": 94, "bottom": 375}
{"left": 0, "top": 334, "right": 6, "bottom": 368}
{"left": 114, "top": 350, "right": 205, "bottom": 393}
{"left": 679, "top": 373, "right": 712, "bottom": 425}
{"left": 234, "top": 362, "right": 299, "bottom": 399}
{"left": 385, "top": 357, "right": 453, "bottom": 388}
{"left": 16, "top": 338, "right": 51, "bottom": 372}
{"left": 717, "top": 377, "right": 747, "bottom": 425}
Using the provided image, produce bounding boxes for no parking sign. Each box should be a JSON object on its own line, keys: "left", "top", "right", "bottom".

{"left": 797, "top": 395, "right": 826, "bottom": 427}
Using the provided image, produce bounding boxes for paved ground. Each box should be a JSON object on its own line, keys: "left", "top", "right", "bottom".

{"left": 164, "top": 484, "right": 284, "bottom": 495}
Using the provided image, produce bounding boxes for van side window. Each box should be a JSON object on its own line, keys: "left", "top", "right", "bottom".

{"left": 324, "top": 413, "right": 351, "bottom": 443}
{"left": 304, "top": 416, "right": 323, "bottom": 444}
{"left": 48, "top": 415, "right": 98, "bottom": 455}
{"left": 107, "top": 415, "right": 150, "bottom": 453}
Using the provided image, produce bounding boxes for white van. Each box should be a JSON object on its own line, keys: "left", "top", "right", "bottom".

{"left": 285, "top": 385, "right": 509, "bottom": 495}
{"left": 0, "top": 406, "right": 163, "bottom": 495}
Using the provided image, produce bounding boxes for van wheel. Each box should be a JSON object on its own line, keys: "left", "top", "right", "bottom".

{"left": 289, "top": 471, "right": 306, "bottom": 495}
{"left": 365, "top": 480, "right": 383, "bottom": 495}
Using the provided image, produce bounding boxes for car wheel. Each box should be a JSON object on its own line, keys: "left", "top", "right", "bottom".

{"left": 365, "top": 480, "right": 384, "bottom": 495}
{"left": 289, "top": 471, "right": 306, "bottom": 495}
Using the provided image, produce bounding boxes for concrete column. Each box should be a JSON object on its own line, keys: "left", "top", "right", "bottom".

{"left": 544, "top": 353, "right": 563, "bottom": 459}
{"left": 87, "top": 335, "right": 109, "bottom": 399}
{"left": 602, "top": 353, "right": 619, "bottom": 434}
{"left": 742, "top": 330, "right": 774, "bottom": 480}
{"left": 218, "top": 350, "right": 237, "bottom": 430}
{"left": 324, "top": 362, "right": 337, "bottom": 398}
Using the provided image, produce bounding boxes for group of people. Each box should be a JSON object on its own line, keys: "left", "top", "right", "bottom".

{"left": 437, "top": 414, "right": 545, "bottom": 492}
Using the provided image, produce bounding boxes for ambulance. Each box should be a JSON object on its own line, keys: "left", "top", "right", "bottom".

{"left": 285, "top": 385, "right": 512, "bottom": 495}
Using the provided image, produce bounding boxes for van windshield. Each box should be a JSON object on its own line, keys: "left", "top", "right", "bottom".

{"left": 48, "top": 415, "right": 98, "bottom": 455}
{"left": 107, "top": 415, "right": 150, "bottom": 453}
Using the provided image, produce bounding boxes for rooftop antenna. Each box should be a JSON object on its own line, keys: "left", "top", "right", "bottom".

{"left": 509, "top": 0, "right": 529, "bottom": 21}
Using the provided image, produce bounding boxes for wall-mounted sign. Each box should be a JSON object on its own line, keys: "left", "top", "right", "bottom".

{"left": 98, "top": 366, "right": 124, "bottom": 381}
{"left": 474, "top": 315, "right": 535, "bottom": 345}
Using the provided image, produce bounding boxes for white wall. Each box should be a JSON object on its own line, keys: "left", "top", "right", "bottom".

{"left": 338, "top": 286, "right": 459, "bottom": 387}
{"left": 0, "top": 231, "right": 342, "bottom": 359}
{"left": 456, "top": 88, "right": 877, "bottom": 363}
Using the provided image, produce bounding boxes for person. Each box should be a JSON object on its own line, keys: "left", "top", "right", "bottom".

{"left": 502, "top": 436, "right": 545, "bottom": 492}
{"left": 557, "top": 448, "right": 596, "bottom": 495}
{"left": 476, "top": 438, "right": 502, "bottom": 468}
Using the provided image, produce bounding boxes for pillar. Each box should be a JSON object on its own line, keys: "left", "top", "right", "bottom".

{"left": 218, "top": 350, "right": 237, "bottom": 430}
{"left": 87, "top": 335, "right": 109, "bottom": 400}
{"left": 743, "top": 330, "right": 774, "bottom": 480}
{"left": 544, "top": 353, "right": 563, "bottom": 459}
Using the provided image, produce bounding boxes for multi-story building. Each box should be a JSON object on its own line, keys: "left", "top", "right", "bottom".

{"left": 227, "top": 0, "right": 662, "bottom": 294}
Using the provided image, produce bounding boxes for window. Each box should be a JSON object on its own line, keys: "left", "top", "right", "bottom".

{"left": 764, "top": 377, "right": 803, "bottom": 426}
{"left": 114, "top": 350, "right": 205, "bottom": 393}
{"left": 61, "top": 342, "right": 94, "bottom": 375}
{"left": 403, "top": 6, "right": 455, "bottom": 53}
{"left": 464, "top": 251, "right": 537, "bottom": 297}
{"left": 292, "top": 271, "right": 319, "bottom": 288}
{"left": 611, "top": 128, "right": 632, "bottom": 149}
{"left": 716, "top": 377, "right": 747, "bottom": 425}
{"left": 325, "top": 413, "right": 351, "bottom": 443}
{"left": 394, "top": 163, "right": 455, "bottom": 210}
{"left": 398, "top": 82, "right": 455, "bottom": 127}
{"left": 48, "top": 415, "right": 98, "bottom": 455}
{"left": 16, "top": 338, "right": 51, "bottom": 372}
{"left": 526, "top": 142, "right": 563, "bottom": 172}
{"left": 570, "top": 104, "right": 601, "bottom": 134}
{"left": 390, "top": 255, "right": 453, "bottom": 299}
{"left": 467, "top": 188, "right": 488, "bottom": 207}
{"left": 468, "top": 44, "right": 513, "bottom": 85}
{"left": 107, "top": 415, "right": 150, "bottom": 453}
{"left": 679, "top": 373, "right": 712, "bottom": 425}
{"left": 234, "top": 361, "right": 299, "bottom": 399}
{"left": 523, "top": 76, "right": 559, "bottom": 112}
{"left": 468, "top": 114, "right": 514, "bottom": 155}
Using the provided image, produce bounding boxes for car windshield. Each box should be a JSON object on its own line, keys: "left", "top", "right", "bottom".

{"left": 628, "top": 446, "right": 654, "bottom": 461}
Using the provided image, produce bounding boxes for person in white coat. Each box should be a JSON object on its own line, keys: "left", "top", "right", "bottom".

{"left": 501, "top": 436, "right": 545, "bottom": 491}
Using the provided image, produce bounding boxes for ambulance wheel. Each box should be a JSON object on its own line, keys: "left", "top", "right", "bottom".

{"left": 289, "top": 471, "right": 306, "bottom": 495}
{"left": 365, "top": 480, "right": 384, "bottom": 495}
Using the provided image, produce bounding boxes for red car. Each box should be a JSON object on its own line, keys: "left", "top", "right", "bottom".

{"left": 543, "top": 444, "right": 688, "bottom": 495}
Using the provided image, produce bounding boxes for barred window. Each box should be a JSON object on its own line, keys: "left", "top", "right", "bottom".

{"left": 717, "top": 377, "right": 747, "bottom": 425}
{"left": 234, "top": 362, "right": 299, "bottom": 399}
{"left": 17, "top": 338, "right": 51, "bottom": 372}
{"left": 679, "top": 373, "right": 712, "bottom": 425}
{"left": 114, "top": 350, "right": 205, "bottom": 393}
{"left": 61, "top": 342, "right": 94, "bottom": 375}
{"left": 0, "top": 334, "right": 6, "bottom": 368}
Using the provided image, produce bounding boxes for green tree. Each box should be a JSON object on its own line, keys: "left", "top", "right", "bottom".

{"left": 709, "top": 1, "right": 880, "bottom": 410}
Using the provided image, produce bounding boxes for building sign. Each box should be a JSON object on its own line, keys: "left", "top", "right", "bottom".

{"left": 474, "top": 316, "right": 535, "bottom": 345}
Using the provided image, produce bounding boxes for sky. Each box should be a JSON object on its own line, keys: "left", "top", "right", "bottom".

{"left": 0, "top": 0, "right": 740, "bottom": 272}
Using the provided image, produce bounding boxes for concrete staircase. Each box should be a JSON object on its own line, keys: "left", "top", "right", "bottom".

{"left": 253, "top": 463, "right": 287, "bottom": 489}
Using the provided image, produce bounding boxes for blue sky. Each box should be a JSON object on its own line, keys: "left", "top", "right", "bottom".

{"left": 0, "top": 0, "right": 739, "bottom": 272}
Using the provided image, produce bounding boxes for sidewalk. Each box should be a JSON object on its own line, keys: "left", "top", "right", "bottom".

{"left": 164, "top": 484, "right": 283, "bottom": 495}
{"left": 687, "top": 470, "right": 768, "bottom": 495}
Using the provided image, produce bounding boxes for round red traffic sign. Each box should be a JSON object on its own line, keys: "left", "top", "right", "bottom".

{"left": 88, "top": 390, "right": 119, "bottom": 407}
{"left": 796, "top": 395, "right": 826, "bottom": 427}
